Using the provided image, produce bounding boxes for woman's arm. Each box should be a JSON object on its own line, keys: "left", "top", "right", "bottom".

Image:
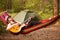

{"left": 25, "top": 17, "right": 32, "bottom": 25}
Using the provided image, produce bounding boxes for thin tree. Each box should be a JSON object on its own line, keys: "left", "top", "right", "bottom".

{"left": 7, "top": 0, "right": 12, "bottom": 10}
{"left": 54, "top": 0, "right": 59, "bottom": 16}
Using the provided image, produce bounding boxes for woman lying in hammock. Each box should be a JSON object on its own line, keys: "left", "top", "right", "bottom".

{"left": 5, "top": 16, "right": 40, "bottom": 33}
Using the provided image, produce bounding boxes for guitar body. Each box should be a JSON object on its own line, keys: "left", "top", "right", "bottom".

{"left": 9, "top": 24, "right": 21, "bottom": 33}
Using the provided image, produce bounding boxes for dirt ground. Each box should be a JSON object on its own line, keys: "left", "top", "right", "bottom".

{"left": 0, "top": 21, "right": 60, "bottom": 40}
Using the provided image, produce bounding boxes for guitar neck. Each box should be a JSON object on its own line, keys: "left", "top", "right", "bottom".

{"left": 21, "top": 18, "right": 30, "bottom": 25}
{"left": 21, "top": 16, "right": 35, "bottom": 25}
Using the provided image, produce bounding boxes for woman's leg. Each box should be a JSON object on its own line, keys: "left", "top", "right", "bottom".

{"left": 21, "top": 21, "right": 40, "bottom": 30}
{"left": 26, "top": 21, "right": 40, "bottom": 28}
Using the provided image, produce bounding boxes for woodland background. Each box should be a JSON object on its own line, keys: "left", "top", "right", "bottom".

{"left": 0, "top": 0, "right": 59, "bottom": 34}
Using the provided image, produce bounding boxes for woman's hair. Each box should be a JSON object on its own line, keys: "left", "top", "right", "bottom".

{"left": 7, "top": 16, "right": 15, "bottom": 23}
{"left": 7, "top": 16, "right": 11, "bottom": 23}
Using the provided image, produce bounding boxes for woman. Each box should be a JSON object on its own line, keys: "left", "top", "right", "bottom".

{"left": 5, "top": 16, "right": 40, "bottom": 31}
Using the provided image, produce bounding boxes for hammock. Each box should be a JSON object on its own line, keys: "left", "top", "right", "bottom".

{"left": 21, "top": 16, "right": 58, "bottom": 34}
{"left": 0, "top": 11, "right": 9, "bottom": 25}
{"left": 0, "top": 11, "right": 58, "bottom": 34}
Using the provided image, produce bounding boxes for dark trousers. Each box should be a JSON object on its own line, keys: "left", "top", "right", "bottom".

{"left": 22, "top": 21, "right": 40, "bottom": 29}
{"left": 26, "top": 21, "right": 40, "bottom": 27}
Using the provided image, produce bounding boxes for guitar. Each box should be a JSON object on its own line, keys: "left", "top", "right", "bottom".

{"left": 9, "top": 16, "right": 35, "bottom": 33}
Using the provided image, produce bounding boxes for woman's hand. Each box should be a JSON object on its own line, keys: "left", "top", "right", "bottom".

{"left": 20, "top": 24, "right": 26, "bottom": 28}
{"left": 26, "top": 17, "right": 32, "bottom": 24}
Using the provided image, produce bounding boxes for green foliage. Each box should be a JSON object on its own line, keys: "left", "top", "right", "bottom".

{"left": 38, "top": 11, "right": 53, "bottom": 20}
{"left": 0, "top": 0, "right": 54, "bottom": 19}
{"left": 25, "top": 0, "right": 41, "bottom": 12}
{"left": 12, "top": 0, "right": 25, "bottom": 12}
{"left": 0, "top": 20, "right": 6, "bottom": 34}
{"left": 11, "top": 0, "right": 54, "bottom": 19}
{"left": 0, "top": 0, "right": 8, "bottom": 10}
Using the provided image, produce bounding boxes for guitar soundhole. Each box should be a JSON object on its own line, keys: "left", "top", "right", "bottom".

{"left": 16, "top": 29, "right": 18, "bottom": 30}
{"left": 12, "top": 27, "right": 17, "bottom": 30}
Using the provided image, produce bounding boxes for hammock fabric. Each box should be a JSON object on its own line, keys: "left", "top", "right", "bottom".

{"left": 0, "top": 11, "right": 58, "bottom": 34}
{"left": 0, "top": 11, "right": 9, "bottom": 25}
{"left": 21, "top": 16, "right": 58, "bottom": 34}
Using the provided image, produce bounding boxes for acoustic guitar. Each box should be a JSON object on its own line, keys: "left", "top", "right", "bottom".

{"left": 9, "top": 16, "right": 34, "bottom": 33}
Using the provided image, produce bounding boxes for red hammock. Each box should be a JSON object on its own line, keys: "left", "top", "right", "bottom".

{"left": 21, "top": 16, "right": 58, "bottom": 34}
{"left": 0, "top": 11, "right": 58, "bottom": 34}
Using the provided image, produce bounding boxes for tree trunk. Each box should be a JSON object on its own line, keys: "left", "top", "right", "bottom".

{"left": 7, "top": 0, "right": 12, "bottom": 10}
{"left": 54, "top": 0, "right": 59, "bottom": 16}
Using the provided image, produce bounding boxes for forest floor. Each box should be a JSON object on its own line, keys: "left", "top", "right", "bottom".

{"left": 0, "top": 18, "right": 60, "bottom": 40}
